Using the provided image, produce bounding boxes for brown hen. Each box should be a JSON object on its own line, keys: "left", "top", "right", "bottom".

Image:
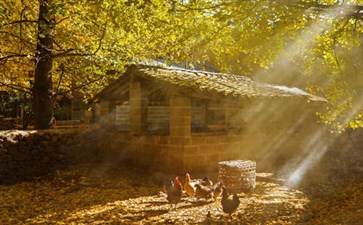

{"left": 184, "top": 173, "right": 196, "bottom": 196}
{"left": 195, "top": 183, "right": 213, "bottom": 201}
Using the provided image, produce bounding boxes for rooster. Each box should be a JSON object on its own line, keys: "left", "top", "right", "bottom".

{"left": 163, "top": 177, "right": 173, "bottom": 194}
{"left": 165, "top": 176, "right": 183, "bottom": 210}
{"left": 221, "top": 187, "right": 240, "bottom": 216}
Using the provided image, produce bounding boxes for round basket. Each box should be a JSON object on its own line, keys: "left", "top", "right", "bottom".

{"left": 218, "top": 160, "right": 256, "bottom": 193}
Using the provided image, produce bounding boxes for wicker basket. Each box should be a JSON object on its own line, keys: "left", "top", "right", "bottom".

{"left": 218, "top": 160, "right": 256, "bottom": 193}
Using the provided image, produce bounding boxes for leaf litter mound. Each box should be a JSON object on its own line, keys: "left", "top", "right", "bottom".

{"left": 0, "top": 163, "right": 362, "bottom": 224}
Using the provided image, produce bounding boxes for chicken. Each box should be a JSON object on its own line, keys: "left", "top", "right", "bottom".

{"left": 166, "top": 176, "right": 183, "bottom": 210}
{"left": 221, "top": 187, "right": 240, "bottom": 216}
{"left": 163, "top": 177, "right": 173, "bottom": 194}
{"left": 184, "top": 173, "right": 196, "bottom": 196}
{"left": 211, "top": 182, "right": 224, "bottom": 200}
{"left": 201, "top": 177, "right": 213, "bottom": 187}
{"left": 195, "top": 183, "right": 213, "bottom": 201}
{"left": 204, "top": 211, "right": 213, "bottom": 225}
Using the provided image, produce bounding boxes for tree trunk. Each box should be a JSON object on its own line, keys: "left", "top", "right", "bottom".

{"left": 32, "top": 0, "right": 55, "bottom": 129}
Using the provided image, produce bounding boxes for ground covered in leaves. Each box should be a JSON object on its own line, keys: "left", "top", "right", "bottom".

{"left": 1, "top": 163, "right": 362, "bottom": 224}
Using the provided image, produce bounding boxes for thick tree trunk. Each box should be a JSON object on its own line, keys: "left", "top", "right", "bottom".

{"left": 33, "top": 0, "right": 54, "bottom": 129}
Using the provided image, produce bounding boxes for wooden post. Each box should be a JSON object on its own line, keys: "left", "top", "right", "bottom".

{"left": 99, "top": 101, "right": 110, "bottom": 127}
{"left": 129, "top": 78, "right": 148, "bottom": 135}
{"left": 169, "top": 94, "right": 191, "bottom": 137}
{"left": 200, "top": 102, "right": 207, "bottom": 129}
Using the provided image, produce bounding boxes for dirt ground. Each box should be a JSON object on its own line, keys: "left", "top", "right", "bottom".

{"left": 0, "top": 161, "right": 362, "bottom": 225}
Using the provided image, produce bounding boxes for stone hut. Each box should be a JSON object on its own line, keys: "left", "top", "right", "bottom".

{"left": 91, "top": 64, "right": 326, "bottom": 172}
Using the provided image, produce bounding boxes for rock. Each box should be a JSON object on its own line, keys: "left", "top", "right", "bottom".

{"left": 7, "top": 161, "right": 17, "bottom": 169}
{"left": 40, "top": 156, "right": 50, "bottom": 163}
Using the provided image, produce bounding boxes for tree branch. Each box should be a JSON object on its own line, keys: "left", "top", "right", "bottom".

{"left": 333, "top": 37, "right": 342, "bottom": 73}
{"left": 57, "top": 75, "right": 105, "bottom": 96}
{"left": 52, "top": 9, "right": 109, "bottom": 58}
{"left": 175, "top": 1, "right": 239, "bottom": 12}
{"left": 273, "top": 0, "right": 363, "bottom": 19}
{"left": 52, "top": 64, "right": 65, "bottom": 103}
{"left": 0, "top": 54, "right": 30, "bottom": 61}
{"left": 91, "top": 8, "right": 110, "bottom": 56}
{"left": 55, "top": 17, "right": 69, "bottom": 25}
{"left": 0, "top": 31, "right": 37, "bottom": 47}
{"left": 0, "top": 81, "right": 32, "bottom": 94}
{"left": 2, "top": 20, "right": 38, "bottom": 26}
{"left": 52, "top": 48, "right": 77, "bottom": 58}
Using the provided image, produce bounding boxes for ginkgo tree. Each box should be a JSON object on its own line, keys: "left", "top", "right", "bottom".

{"left": 0, "top": 0, "right": 362, "bottom": 131}
{"left": 0, "top": 0, "right": 210, "bottom": 129}
{"left": 180, "top": 0, "right": 363, "bottom": 131}
{"left": 0, "top": 0, "right": 112, "bottom": 129}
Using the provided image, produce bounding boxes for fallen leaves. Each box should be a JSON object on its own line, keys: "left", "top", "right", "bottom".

{"left": 0, "top": 163, "right": 361, "bottom": 224}
{"left": 300, "top": 177, "right": 363, "bottom": 225}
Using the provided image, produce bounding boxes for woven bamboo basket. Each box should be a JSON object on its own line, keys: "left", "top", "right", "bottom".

{"left": 218, "top": 160, "right": 256, "bottom": 193}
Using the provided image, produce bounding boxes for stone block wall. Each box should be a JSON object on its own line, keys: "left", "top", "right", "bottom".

{"left": 0, "top": 129, "right": 104, "bottom": 184}
{"left": 2, "top": 127, "right": 361, "bottom": 184}
{"left": 102, "top": 132, "right": 268, "bottom": 173}
{"left": 0, "top": 127, "right": 323, "bottom": 183}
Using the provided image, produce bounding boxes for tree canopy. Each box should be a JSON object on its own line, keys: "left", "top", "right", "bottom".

{"left": 0, "top": 0, "right": 362, "bottom": 130}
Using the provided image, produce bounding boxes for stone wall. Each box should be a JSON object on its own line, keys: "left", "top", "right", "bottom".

{"left": 0, "top": 129, "right": 105, "bottom": 184}
{"left": 0, "top": 129, "right": 327, "bottom": 184}
{"left": 101, "top": 131, "right": 302, "bottom": 173}
{"left": 102, "top": 128, "right": 363, "bottom": 175}
{"left": 1, "top": 127, "right": 361, "bottom": 184}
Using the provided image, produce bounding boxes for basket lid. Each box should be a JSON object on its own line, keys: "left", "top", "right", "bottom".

{"left": 218, "top": 160, "right": 256, "bottom": 167}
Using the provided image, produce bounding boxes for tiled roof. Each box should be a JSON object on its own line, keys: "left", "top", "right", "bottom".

{"left": 135, "top": 64, "right": 326, "bottom": 101}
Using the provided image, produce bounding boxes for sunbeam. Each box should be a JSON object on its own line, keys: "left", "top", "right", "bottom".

{"left": 279, "top": 125, "right": 341, "bottom": 188}
{"left": 252, "top": 3, "right": 352, "bottom": 85}
{"left": 235, "top": 2, "right": 361, "bottom": 186}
